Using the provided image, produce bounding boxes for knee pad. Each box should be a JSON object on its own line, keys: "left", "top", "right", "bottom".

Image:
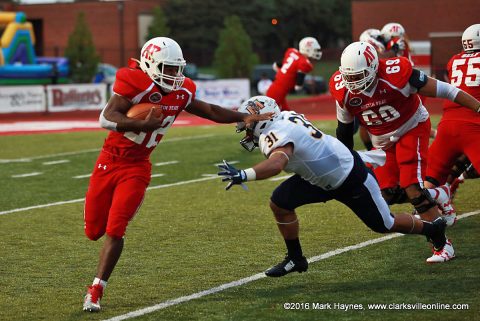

{"left": 382, "top": 186, "right": 407, "bottom": 205}
{"left": 410, "top": 189, "right": 436, "bottom": 214}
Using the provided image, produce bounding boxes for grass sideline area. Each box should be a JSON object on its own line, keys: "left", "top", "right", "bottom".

{"left": 0, "top": 119, "right": 478, "bottom": 321}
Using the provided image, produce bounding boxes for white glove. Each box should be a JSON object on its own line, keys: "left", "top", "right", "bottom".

{"left": 294, "top": 85, "right": 303, "bottom": 92}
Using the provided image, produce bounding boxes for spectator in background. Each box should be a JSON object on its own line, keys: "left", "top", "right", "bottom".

{"left": 266, "top": 37, "right": 322, "bottom": 110}
{"left": 257, "top": 72, "right": 272, "bottom": 95}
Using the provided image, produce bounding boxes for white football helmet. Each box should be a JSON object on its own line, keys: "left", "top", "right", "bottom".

{"left": 236, "top": 96, "right": 281, "bottom": 151}
{"left": 462, "top": 24, "right": 480, "bottom": 51}
{"left": 359, "top": 28, "right": 385, "bottom": 53}
{"left": 381, "top": 22, "right": 406, "bottom": 41}
{"left": 339, "top": 42, "right": 379, "bottom": 94}
{"left": 299, "top": 37, "right": 322, "bottom": 60}
{"left": 139, "top": 37, "right": 186, "bottom": 92}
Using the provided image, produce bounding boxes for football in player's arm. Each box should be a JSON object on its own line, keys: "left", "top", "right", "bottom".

{"left": 218, "top": 96, "right": 450, "bottom": 278}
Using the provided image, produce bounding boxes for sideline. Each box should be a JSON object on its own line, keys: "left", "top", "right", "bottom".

{"left": 102, "top": 210, "right": 480, "bottom": 321}
{"left": 0, "top": 134, "right": 215, "bottom": 163}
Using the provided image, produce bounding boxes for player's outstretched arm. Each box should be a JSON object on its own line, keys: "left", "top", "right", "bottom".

{"left": 417, "top": 76, "right": 480, "bottom": 113}
{"left": 100, "top": 94, "right": 164, "bottom": 132}
{"left": 186, "top": 99, "right": 273, "bottom": 125}
{"left": 218, "top": 145, "right": 292, "bottom": 190}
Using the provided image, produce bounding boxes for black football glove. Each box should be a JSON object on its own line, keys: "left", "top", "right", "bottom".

{"left": 217, "top": 160, "right": 248, "bottom": 190}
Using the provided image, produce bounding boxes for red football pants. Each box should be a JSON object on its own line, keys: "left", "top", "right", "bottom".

{"left": 373, "top": 119, "right": 431, "bottom": 189}
{"left": 266, "top": 85, "right": 290, "bottom": 111}
{"left": 84, "top": 151, "right": 151, "bottom": 240}
{"left": 427, "top": 119, "right": 480, "bottom": 184}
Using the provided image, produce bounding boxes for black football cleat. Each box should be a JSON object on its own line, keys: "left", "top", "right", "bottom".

{"left": 265, "top": 255, "right": 308, "bottom": 277}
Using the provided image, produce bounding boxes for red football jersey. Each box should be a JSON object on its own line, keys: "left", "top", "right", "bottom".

{"left": 444, "top": 51, "right": 480, "bottom": 122}
{"left": 267, "top": 48, "right": 313, "bottom": 99}
{"left": 102, "top": 59, "right": 196, "bottom": 159}
{"left": 329, "top": 57, "right": 429, "bottom": 149}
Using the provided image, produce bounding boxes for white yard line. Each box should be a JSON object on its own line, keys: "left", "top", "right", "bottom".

{"left": 102, "top": 210, "right": 480, "bottom": 321}
{"left": 214, "top": 160, "right": 239, "bottom": 166}
{"left": 0, "top": 148, "right": 100, "bottom": 163}
{"left": 0, "top": 134, "right": 215, "bottom": 164}
{"left": 151, "top": 173, "right": 165, "bottom": 178}
{"left": 154, "top": 161, "right": 179, "bottom": 166}
{"left": 42, "top": 159, "right": 70, "bottom": 165}
{"left": 73, "top": 174, "right": 92, "bottom": 179}
{"left": 11, "top": 172, "right": 43, "bottom": 178}
{"left": 0, "top": 175, "right": 219, "bottom": 216}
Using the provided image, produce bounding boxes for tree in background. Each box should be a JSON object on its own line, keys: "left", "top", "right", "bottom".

{"left": 64, "top": 12, "right": 99, "bottom": 83}
{"left": 146, "top": 6, "right": 170, "bottom": 41}
{"left": 213, "top": 15, "right": 259, "bottom": 78}
{"left": 163, "top": 0, "right": 351, "bottom": 66}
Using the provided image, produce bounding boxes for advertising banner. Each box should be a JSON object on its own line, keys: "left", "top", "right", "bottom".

{"left": 46, "top": 83, "right": 107, "bottom": 111}
{"left": 195, "top": 79, "right": 250, "bottom": 109}
{"left": 0, "top": 86, "right": 45, "bottom": 113}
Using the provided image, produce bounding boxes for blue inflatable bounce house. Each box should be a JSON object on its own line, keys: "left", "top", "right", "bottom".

{"left": 0, "top": 11, "right": 69, "bottom": 85}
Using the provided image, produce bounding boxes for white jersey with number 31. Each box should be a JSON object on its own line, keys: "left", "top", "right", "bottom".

{"left": 259, "top": 111, "right": 354, "bottom": 190}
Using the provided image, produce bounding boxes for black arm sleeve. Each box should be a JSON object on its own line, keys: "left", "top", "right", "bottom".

{"left": 336, "top": 120, "right": 354, "bottom": 150}
{"left": 296, "top": 72, "right": 306, "bottom": 86}
{"left": 409, "top": 68, "right": 428, "bottom": 90}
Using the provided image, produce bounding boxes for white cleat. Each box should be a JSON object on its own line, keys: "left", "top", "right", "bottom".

{"left": 83, "top": 284, "right": 103, "bottom": 312}
{"left": 426, "top": 239, "right": 455, "bottom": 263}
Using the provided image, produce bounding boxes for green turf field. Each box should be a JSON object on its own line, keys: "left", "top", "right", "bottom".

{"left": 0, "top": 120, "right": 478, "bottom": 321}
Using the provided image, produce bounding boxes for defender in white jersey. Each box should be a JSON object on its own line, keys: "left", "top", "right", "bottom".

{"left": 218, "top": 96, "right": 452, "bottom": 277}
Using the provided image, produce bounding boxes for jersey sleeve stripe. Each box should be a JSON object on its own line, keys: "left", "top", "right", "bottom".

{"left": 180, "top": 88, "right": 194, "bottom": 107}
{"left": 131, "top": 82, "right": 155, "bottom": 104}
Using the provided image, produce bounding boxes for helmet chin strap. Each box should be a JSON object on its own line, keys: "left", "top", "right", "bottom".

{"left": 359, "top": 77, "right": 378, "bottom": 95}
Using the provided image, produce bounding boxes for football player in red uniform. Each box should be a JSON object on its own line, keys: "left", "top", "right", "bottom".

{"left": 82, "top": 37, "right": 271, "bottom": 312}
{"left": 329, "top": 42, "right": 480, "bottom": 263}
{"left": 425, "top": 24, "right": 480, "bottom": 204}
{"left": 266, "top": 37, "right": 322, "bottom": 110}
{"left": 381, "top": 22, "right": 412, "bottom": 63}
{"left": 360, "top": 28, "right": 386, "bottom": 56}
